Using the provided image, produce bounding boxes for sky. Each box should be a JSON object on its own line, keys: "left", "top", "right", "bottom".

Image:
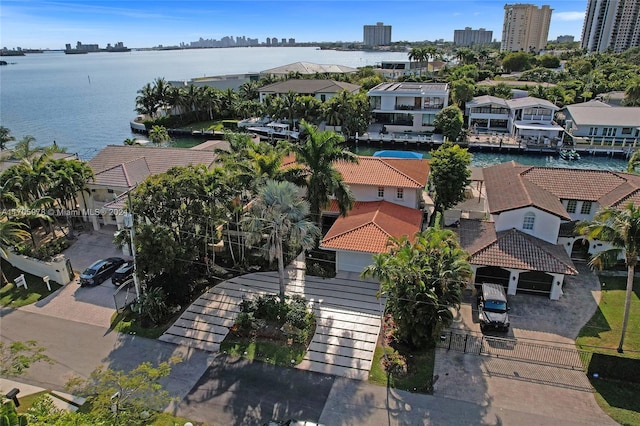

{"left": 1, "top": 0, "right": 588, "bottom": 50}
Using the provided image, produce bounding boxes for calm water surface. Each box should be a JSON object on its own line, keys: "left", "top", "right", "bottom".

{"left": 0, "top": 47, "right": 630, "bottom": 171}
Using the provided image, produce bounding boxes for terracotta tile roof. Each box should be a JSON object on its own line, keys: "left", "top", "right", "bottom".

{"left": 103, "top": 192, "right": 128, "bottom": 210}
{"left": 520, "top": 167, "right": 627, "bottom": 201}
{"left": 88, "top": 145, "right": 217, "bottom": 176}
{"left": 259, "top": 79, "right": 360, "bottom": 94}
{"left": 457, "top": 219, "right": 577, "bottom": 275}
{"left": 483, "top": 161, "right": 569, "bottom": 219}
{"left": 92, "top": 157, "right": 151, "bottom": 188}
{"left": 320, "top": 201, "right": 423, "bottom": 254}
{"left": 334, "top": 156, "right": 429, "bottom": 188}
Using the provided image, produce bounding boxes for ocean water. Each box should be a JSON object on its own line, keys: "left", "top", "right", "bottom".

{"left": 0, "top": 47, "right": 630, "bottom": 171}
{"left": 0, "top": 47, "right": 408, "bottom": 159}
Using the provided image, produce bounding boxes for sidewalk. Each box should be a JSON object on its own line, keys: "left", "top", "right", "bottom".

{"left": 0, "top": 378, "right": 85, "bottom": 412}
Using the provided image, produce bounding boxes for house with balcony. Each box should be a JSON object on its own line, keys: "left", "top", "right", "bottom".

{"left": 85, "top": 145, "right": 217, "bottom": 230}
{"left": 258, "top": 79, "right": 360, "bottom": 103}
{"left": 466, "top": 95, "right": 563, "bottom": 144}
{"left": 560, "top": 101, "right": 640, "bottom": 148}
{"left": 367, "top": 82, "right": 449, "bottom": 133}
{"left": 319, "top": 156, "right": 430, "bottom": 272}
{"left": 456, "top": 161, "right": 640, "bottom": 299}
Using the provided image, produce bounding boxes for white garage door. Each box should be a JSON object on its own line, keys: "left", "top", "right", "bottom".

{"left": 337, "top": 251, "right": 374, "bottom": 273}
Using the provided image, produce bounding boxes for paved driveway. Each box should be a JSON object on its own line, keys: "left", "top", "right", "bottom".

{"left": 433, "top": 261, "right": 616, "bottom": 425}
{"left": 19, "top": 227, "right": 128, "bottom": 328}
{"left": 160, "top": 259, "right": 382, "bottom": 380}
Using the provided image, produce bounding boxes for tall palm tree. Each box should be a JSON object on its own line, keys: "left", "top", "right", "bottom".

{"left": 242, "top": 179, "right": 320, "bottom": 300}
{"left": 578, "top": 203, "right": 640, "bottom": 353}
{"left": 624, "top": 77, "right": 640, "bottom": 106}
{"left": 423, "top": 45, "right": 441, "bottom": 77}
{"left": 408, "top": 46, "right": 425, "bottom": 76}
{"left": 12, "top": 135, "right": 41, "bottom": 160}
{"left": 239, "top": 81, "right": 260, "bottom": 101}
{"left": 0, "top": 126, "right": 15, "bottom": 151}
{"left": 0, "top": 213, "right": 30, "bottom": 264}
{"left": 148, "top": 125, "right": 171, "bottom": 146}
{"left": 293, "top": 121, "right": 358, "bottom": 224}
{"left": 135, "top": 83, "right": 158, "bottom": 119}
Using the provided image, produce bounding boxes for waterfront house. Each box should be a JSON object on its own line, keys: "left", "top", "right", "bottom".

{"left": 466, "top": 95, "right": 563, "bottom": 143}
{"left": 457, "top": 161, "right": 640, "bottom": 299}
{"left": 319, "top": 156, "right": 430, "bottom": 272}
{"left": 560, "top": 101, "right": 640, "bottom": 148}
{"left": 258, "top": 79, "right": 360, "bottom": 103}
{"left": 367, "top": 82, "right": 450, "bottom": 133}
{"left": 85, "top": 145, "right": 217, "bottom": 231}
{"left": 259, "top": 62, "right": 358, "bottom": 77}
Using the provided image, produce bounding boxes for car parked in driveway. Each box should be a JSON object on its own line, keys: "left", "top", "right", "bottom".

{"left": 477, "top": 282, "right": 510, "bottom": 332}
{"left": 80, "top": 257, "right": 125, "bottom": 287}
{"left": 112, "top": 261, "right": 134, "bottom": 287}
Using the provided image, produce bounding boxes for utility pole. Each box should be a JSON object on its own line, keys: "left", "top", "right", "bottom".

{"left": 126, "top": 190, "right": 141, "bottom": 300}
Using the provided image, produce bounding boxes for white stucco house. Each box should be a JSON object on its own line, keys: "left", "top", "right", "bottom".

{"left": 367, "top": 82, "right": 450, "bottom": 132}
{"left": 560, "top": 100, "right": 640, "bottom": 147}
{"left": 318, "top": 156, "right": 430, "bottom": 273}
{"left": 458, "top": 161, "right": 640, "bottom": 299}
{"left": 258, "top": 79, "right": 360, "bottom": 103}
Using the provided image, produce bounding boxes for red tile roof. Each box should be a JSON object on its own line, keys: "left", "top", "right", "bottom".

{"left": 333, "top": 156, "right": 429, "bottom": 188}
{"left": 521, "top": 167, "right": 627, "bottom": 201}
{"left": 92, "top": 157, "right": 151, "bottom": 188}
{"left": 321, "top": 201, "right": 423, "bottom": 253}
{"left": 457, "top": 219, "right": 577, "bottom": 275}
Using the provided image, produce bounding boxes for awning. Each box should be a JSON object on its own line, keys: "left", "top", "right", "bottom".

{"left": 513, "top": 122, "right": 564, "bottom": 131}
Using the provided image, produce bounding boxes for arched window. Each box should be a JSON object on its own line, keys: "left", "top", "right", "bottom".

{"left": 523, "top": 212, "right": 535, "bottom": 230}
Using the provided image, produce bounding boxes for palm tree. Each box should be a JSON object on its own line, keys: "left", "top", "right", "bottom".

{"left": 148, "top": 125, "right": 171, "bottom": 146}
{"left": 624, "top": 77, "right": 640, "bottom": 106}
{"left": 628, "top": 150, "right": 640, "bottom": 174}
{"left": 293, "top": 121, "right": 358, "bottom": 224}
{"left": 242, "top": 179, "right": 320, "bottom": 300}
{"left": 239, "top": 81, "right": 260, "bottom": 101}
{"left": 361, "top": 227, "right": 472, "bottom": 348}
{"left": 0, "top": 126, "right": 15, "bottom": 151}
{"left": 578, "top": 204, "right": 640, "bottom": 353}
{"left": 408, "top": 46, "right": 425, "bottom": 76}
{"left": 0, "top": 214, "right": 31, "bottom": 284}
{"left": 135, "top": 83, "right": 158, "bottom": 119}
{"left": 123, "top": 138, "right": 137, "bottom": 146}
{"left": 12, "top": 135, "right": 41, "bottom": 160}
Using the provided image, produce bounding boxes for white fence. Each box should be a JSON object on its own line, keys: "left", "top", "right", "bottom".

{"left": 2, "top": 250, "right": 74, "bottom": 285}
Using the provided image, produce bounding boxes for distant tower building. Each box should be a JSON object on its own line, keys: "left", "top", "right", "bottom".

{"left": 271, "top": 37, "right": 278, "bottom": 46}
{"left": 453, "top": 27, "right": 493, "bottom": 46}
{"left": 556, "top": 35, "right": 575, "bottom": 43}
{"left": 363, "top": 22, "right": 392, "bottom": 46}
{"left": 501, "top": 4, "right": 553, "bottom": 52}
{"left": 289, "top": 38, "right": 295, "bottom": 44}
{"left": 581, "top": 0, "right": 640, "bottom": 53}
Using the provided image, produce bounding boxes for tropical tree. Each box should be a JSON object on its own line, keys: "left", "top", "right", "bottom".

{"left": 450, "top": 78, "right": 476, "bottom": 107}
{"left": 148, "top": 125, "right": 171, "bottom": 146}
{"left": 242, "top": 179, "right": 320, "bottom": 300}
{"left": 624, "top": 77, "right": 640, "bottom": 106}
{"left": 434, "top": 105, "right": 464, "bottom": 142}
{"left": 239, "top": 80, "right": 260, "bottom": 101}
{"left": 135, "top": 83, "right": 158, "bottom": 118}
{"left": 0, "top": 214, "right": 30, "bottom": 260}
{"left": 0, "top": 126, "right": 15, "bottom": 151}
{"left": 293, "top": 121, "right": 358, "bottom": 224}
{"left": 577, "top": 204, "right": 640, "bottom": 353}
{"left": 12, "top": 135, "right": 41, "bottom": 160}
{"left": 501, "top": 52, "right": 533, "bottom": 73}
{"left": 123, "top": 137, "right": 137, "bottom": 146}
{"left": 361, "top": 227, "right": 472, "bottom": 348}
{"left": 429, "top": 142, "right": 472, "bottom": 219}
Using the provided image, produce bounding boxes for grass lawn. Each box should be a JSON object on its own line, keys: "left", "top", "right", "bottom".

{"left": 109, "top": 307, "right": 178, "bottom": 339}
{"left": 591, "top": 378, "right": 640, "bottom": 426}
{"left": 576, "top": 275, "right": 640, "bottom": 357}
{"left": 175, "top": 120, "right": 226, "bottom": 132}
{"left": 220, "top": 335, "right": 308, "bottom": 366}
{"left": 0, "top": 258, "right": 63, "bottom": 307}
{"left": 368, "top": 342, "right": 436, "bottom": 394}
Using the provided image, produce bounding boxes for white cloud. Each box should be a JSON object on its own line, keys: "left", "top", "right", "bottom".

{"left": 554, "top": 11, "right": 585, "bottom": 21}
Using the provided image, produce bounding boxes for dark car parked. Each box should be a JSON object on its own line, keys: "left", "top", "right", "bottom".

{"left": 112, "top": 261, "right": 134, "bottom": 287}
{"left": 79, "top": 257, "right": 125, "bottom": 287}
{"left": 477, "top": 282, "right": 510, "bottom": 332}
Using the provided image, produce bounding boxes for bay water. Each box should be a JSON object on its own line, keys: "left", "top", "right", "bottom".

{"left": 0, "top": 47, "right": 628, "bottom": 171}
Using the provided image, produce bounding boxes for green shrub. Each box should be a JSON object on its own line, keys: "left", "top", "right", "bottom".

{"left": 286, "top": 295, "right": 311, "bottom": 329}
{"left": 235, "top": 312, "right": 254, "bottom": 333}
{"left": 222, "top": 120, "right": 238, "bottom": 130}
{"left": 15, "top": 237, "right": 71, "bottom": 260}
{"left": 255, "top": 294, "right": 286, "bottom": 322}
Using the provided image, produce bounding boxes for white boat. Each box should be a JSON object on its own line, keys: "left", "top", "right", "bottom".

{"left": 246, "top": 122, "right": 299, "bottom": 140}
{"left": 560, "top": 149, "right": 580, "bottom": 161}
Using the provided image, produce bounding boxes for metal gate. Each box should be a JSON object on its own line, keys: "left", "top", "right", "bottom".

{"left": 437, "top": 329, "right": 592, "bottom": 371}
{"left": 113, "top": 279, "right": 137, "bottom": 313}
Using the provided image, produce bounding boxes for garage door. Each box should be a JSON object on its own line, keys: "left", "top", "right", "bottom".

{"left": 337, "top": 251, "right": 374, "bottom": 273}
{"left": 518, "top": 271, "right": 553, "bottom": 295}
{"left": 474, "top": 266, "right": 510, "bottom": 288}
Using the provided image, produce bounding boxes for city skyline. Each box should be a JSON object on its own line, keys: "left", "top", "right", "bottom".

{"left": 2, "top": 1, "right": 588, "bottom": 50}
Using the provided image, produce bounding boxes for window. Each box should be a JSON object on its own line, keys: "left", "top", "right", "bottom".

{"left": 588, "top": 127, "right": 597, "bottom": 136}
{"left": 523, "top": 212, "right": 535, "bottom": 230}
{"left": 622, "top": 127, "right": 633, "bottom": 135}
{"left": 378, "top": 187, "right": 384, "bottom": 198}
{"left": 320, "top": 94, "right": 326, "bottom": 102}
{"left": 581, "top": 201, "right": 592, "bottom": 215}
{"left": 396, "top": 188, "right": 404, "bottom": 200}
{"left": 566, "top": 200, "right": 577, "bottom": 213}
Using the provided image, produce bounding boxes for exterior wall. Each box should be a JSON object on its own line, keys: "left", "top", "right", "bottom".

{"left": 363, "top": 22, "right": 392, "bottom": 46}
{"left": 349, "top": 184, "right": 421, "bottom": 209}
{"left": 567, "top": 123, "right": 640, "bottom": 140}
{"left": 493, "top": 206, "right": 561, "bottom": 244}
{"left": 336, "top": 250, "right": 374, "bottom": 273}
{"left": 454, "top": 27, "right": 493, "bottom": 46}
{"left": 86, "top": 185, "right": 128, "bottom": 230}
{"left": 501, "top": 4, "right": 552, "bottom": 52}
{"left": 582, "top": 0, "right": 640, "bottom": 53}
{"left": 561, "top": 199, "right": 599, "bottom": 222}
{"left": 3, "top": 250, "right": 74, "bottom": 285}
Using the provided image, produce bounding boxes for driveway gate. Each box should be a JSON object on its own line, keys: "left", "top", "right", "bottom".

{"left": 437, "top": 329, "right": 592, "bottom": 371}
{"left": 113, "top": 279, "right": 137, "bottom": 313}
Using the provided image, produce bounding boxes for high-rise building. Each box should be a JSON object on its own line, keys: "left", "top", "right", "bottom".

{"left": 581, "top": 0, "right": 640, "bottom": 53}
{"left": 556, "top": 35, "right": 575, "bottom": 43}
{"left": 501, "top": 4, "right": 553, "bottom": 52}
{"left": 454, "top": 27, "right": 493, "bottom": 46}
{"left": 363, "top": 22, "right": 392, "bottom": 46}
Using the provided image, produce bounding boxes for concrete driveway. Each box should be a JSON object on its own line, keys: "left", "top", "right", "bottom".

{"left": 19, "top": 226, "right": 128, "bottom": 328}
{"left": 433, "top": 261, "right": 616, "bottom": 425}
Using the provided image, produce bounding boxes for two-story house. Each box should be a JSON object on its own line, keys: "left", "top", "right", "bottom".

{"left": 459, "top": 161, "right": 640, "bottom": 299}
{"left": 319, "top": 156, "right": 430, "bottom": 273}
{"left": 258, "top": 79, "right": 360, "bottom": 103}
{"left": 560, "top": 101, "right": 640, "bottom": 147}
{"left": 367, "top": 82, "right": 450, "bottom": 133}
{"left": 466, "top": 95, "right": 563, "bottom": 142}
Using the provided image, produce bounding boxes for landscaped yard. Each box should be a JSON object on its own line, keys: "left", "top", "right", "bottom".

{"left": 576, "top": 275, "right": 640, "bottom": 357}
{"left": 0, "top": 258, "right": 62, "bottom": 307}
{"left": 368, "top": 340, "right": 436, "bottom": 394}
{"left": 577, "top": 275, "right": 640, "bottom": 425}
